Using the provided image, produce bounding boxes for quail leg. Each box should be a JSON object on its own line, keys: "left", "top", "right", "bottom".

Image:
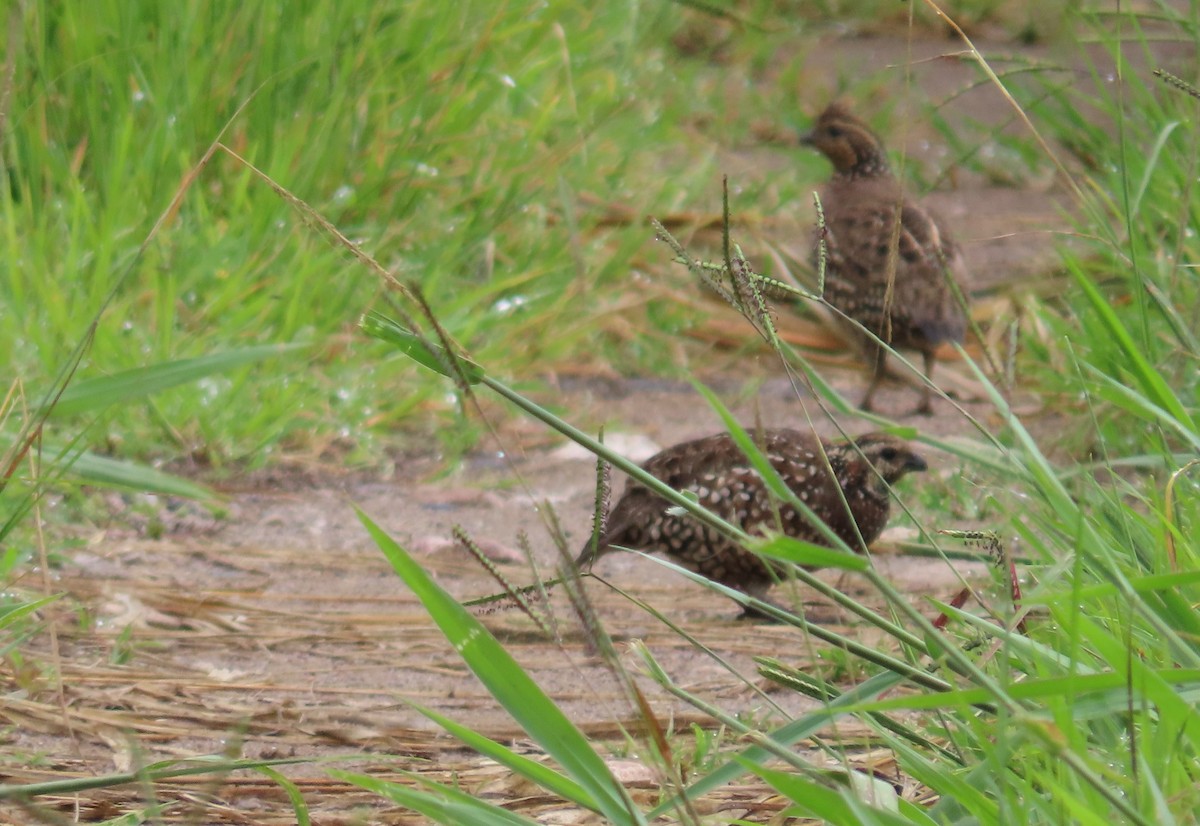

{"left": 731, "top": 581, "right": 784, "bottom": 622}
{"left": 913, "top": 349, "right": 937, "bottom": 416}
{"left": 737, "top": 598, "right": 789, "bottom": 623}
{"left": 859, "top": 347, "right": 887, "bottom": 413}
{"left": 736, "top": 590, "right": 845, "bottom": 624}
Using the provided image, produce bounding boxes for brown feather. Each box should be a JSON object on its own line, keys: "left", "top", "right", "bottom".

{"left": 804, "top": 103, "right": 970, "bottom": 413}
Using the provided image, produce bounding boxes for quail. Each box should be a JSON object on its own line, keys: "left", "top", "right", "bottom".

{"left": 575, "top": 429, "right": 927, "bottom": 617}
{"left": 802, "top": 102, "right": 969, "bottom": 414}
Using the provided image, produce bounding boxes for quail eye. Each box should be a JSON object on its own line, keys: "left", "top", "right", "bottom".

{"left": 880, "top": 446, "right": 898, "bottom": 461}
{"left": 827, "top": 126, "right": 844, "bottom": 138}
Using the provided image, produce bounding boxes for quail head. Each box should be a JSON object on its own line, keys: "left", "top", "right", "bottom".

{"left": 575, "top": 429, "right": 927, "bottom": 618}
{"left": 802, "top": 102, "right": 970, "bottom": 415}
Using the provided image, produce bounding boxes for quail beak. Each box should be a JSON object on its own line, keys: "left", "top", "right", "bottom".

{"left": 799, "top": 129, "right": 815, "bottom": 146}
{"left": 905, "top": 453, "right": 929, "bottom": 473}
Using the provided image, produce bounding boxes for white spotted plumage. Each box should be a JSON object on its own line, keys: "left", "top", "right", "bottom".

{"left": 575, "top": 429, "right": 927, "bottom": 615}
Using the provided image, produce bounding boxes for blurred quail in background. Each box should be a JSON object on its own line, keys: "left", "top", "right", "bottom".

{"left": 803, "top": 102, "right": 969, "bottom": 414}
{"left": 575, "top": 429, "right": 926, "bottom": 618}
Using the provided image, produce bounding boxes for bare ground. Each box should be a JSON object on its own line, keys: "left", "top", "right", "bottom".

{"left": 1, "top": 365, "right": 1050, "bottom": 824}
{"left": 1, "top": 28, "right": 1083, "bottom": 826}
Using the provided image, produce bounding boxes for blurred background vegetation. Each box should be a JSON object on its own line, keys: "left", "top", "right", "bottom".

{"left": 4, "top": 0, "right": 1119, "bottom": 472}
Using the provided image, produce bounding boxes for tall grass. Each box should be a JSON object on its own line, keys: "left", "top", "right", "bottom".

{"left": 2, "top": 1, "right": 810, "bottom": 466}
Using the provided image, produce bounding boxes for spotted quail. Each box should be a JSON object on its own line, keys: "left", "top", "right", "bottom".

{"left": 802, "top": 102, "right": 969, "bottom": 414}
{"left": 575, "top": 429, "right": 927, "bottom": 617}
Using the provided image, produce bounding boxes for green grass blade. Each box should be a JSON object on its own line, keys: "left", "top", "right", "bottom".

{"left": 404, "top": 700, "right": 592, "bottom": 805}
{"left": 252, "top": 766, "right": 311, "bottom": 826}
{"left": 742, "top": 759, "right": 908, "bottom": 825}
{"left": 689, "top": 378, "right": 851, "bottom": 551}
{"left": 1081, "top": 365, "right": 1200, "bottom": 450}
{"left": 891, "top": 734, "right": 1002, "bottom": 826}
{"left": 49, "top": 344, "right": 308, "bottom": 418}
{"left": 332, "top": 770, "right": 538, "bottom": 826}
{"left": 751, "top": 533, "right": 870, "bottom": 571}
{"left": 67, "top": 450, "right": 214, "bottom": 499}
{"left": 356, "top": 507, "right": 643, "bottom": 825}
{"left": 1130, "top": 122, "right": 1181, "bottom": 219}
{"left": 649, "top": 668, "right": 908, "bottom": 819}
{"left": 0, "top": 595, "right": 61, "bottom": 631}
{"left": 1067, "top": 265, "right": 1194, "bottom": 429}
{"left": 361, "top": 311, "right": 484, "bottom": 384}
{"left": 479, "top": 374, "right": 746, "bottom": 541}
{"left": 846, "top": 670, "right": 1200, "bottom": 715}
{"left": 0, "top": 756, "right": 315, "bottom": 799}
{"left": 643, "top": 556, "right": 939, "bottom": 681}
